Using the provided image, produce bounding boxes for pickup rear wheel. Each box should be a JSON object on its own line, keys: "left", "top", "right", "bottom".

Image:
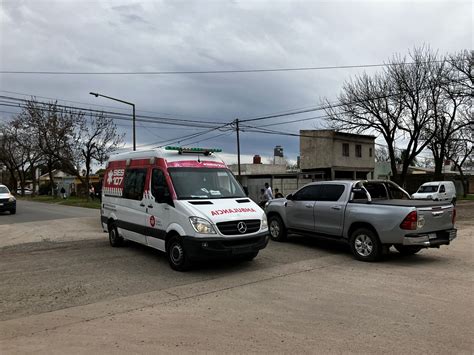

{"left": 268, "top": 215, "right": 287, "bottom": 242}
{"left": 350, "top": 228, "right": 382, "bottom": 262}
{"left": 394, "top": 245, "right": 422, "bottom": 255}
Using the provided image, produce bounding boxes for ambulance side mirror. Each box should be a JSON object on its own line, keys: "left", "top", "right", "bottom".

{"left": 155, "top": 187, "right": 166, "bottom": 203}
{"left": 155, "top": 186, "right": 173, "bottom": 206}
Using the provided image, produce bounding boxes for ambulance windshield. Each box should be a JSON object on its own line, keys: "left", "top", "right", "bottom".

{"left": 169, "top": 168, "right": 246, "bottom": 199}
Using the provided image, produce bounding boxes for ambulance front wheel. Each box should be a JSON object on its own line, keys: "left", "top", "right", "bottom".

{"left": 167, "top": 236, "right": 192, "bottom": 271}
{"left": 108, "top": 222, "right": 124, "bottom": 247}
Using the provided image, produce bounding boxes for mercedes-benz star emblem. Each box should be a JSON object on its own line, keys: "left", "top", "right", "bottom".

{"left": 237, "top": 221, "right": 247, "bottom": 234}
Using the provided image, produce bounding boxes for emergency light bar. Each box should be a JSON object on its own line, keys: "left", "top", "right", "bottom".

{"left": 165, "top": 146, "right": 222, "bottom": 155}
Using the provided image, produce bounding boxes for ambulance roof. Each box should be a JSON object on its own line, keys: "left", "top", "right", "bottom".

{"left": 108, "top": 148, "right": 226, "bottom": 165}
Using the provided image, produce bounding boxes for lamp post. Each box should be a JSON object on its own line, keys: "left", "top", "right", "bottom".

{"left": 89, "top": 92, "right": 136, "bottom": 151}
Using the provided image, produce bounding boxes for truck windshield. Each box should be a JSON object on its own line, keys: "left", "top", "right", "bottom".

{"left": 168, "top": 168, "right": 246, "bottom": 199}
{"left": 418, "top": 185, "right": 438, "bottom": 193}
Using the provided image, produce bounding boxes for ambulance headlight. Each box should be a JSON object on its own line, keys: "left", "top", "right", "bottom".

{"left": 189, "top": 217, "right": 216, "bottom": 234}
{"left": 261, "top": 214, "right": 268, "bottom": 230}
{"left": 9, "top": 196, "right": 16, "bottom": 202}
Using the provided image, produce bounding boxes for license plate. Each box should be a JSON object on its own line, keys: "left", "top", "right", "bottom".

{"left": 428, "top": 233, "right": 437, "bottom": 240}
{"left": 0, "top": 203, "right": 3, "bottom": 206}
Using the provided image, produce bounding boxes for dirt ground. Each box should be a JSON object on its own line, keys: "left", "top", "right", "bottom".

{"left": 0, "top": 201, "right": 472, "bottom": 354}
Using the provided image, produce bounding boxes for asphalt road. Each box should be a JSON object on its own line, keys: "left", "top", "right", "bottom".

{"left": 0, "top": 200, "right": 472, "bottom": 353}
{"left": 0, "top": 200, "right": 99, "bottom": 225}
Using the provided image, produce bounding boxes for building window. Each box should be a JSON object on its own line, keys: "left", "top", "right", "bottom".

{"left": 369, "top": 148, "right": 373, "bottom": 157}
{"left": 342, "top": 143, "right": 349, "bottom": 157}
{"left": 355, "top": 145, "right": 362, "bottom": 158}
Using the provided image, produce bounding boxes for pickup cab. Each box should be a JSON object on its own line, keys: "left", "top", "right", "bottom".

{"left": 265, "top": 180, "right": 457, "bottom": 261}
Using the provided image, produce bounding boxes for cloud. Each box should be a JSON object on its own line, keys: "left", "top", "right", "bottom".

{"left": 0, "top": 0, "right": 471, "bottom": 164}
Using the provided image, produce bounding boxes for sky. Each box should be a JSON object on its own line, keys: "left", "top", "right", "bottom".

{"left": 0, "top": 0, "right": 471, "bottom": 166}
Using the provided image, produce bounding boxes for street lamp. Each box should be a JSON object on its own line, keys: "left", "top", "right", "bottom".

{"left": 89, "top": 92, "right": 136, "bottom": 151}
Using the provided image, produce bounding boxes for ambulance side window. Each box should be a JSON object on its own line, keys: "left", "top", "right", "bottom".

{"left": 123, "top": 168, "right": 147, "bottom": 200}
{"left": 151, "top": 169, "right": 171, "bottom": 203}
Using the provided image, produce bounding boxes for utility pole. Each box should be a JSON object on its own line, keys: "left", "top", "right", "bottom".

{"left": 235, "top": 118, "right": 241, "bottom": 181}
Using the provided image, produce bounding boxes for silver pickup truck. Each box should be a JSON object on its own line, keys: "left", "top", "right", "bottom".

{"left": 265, "top": 180, "right": 457, "bottom": 261}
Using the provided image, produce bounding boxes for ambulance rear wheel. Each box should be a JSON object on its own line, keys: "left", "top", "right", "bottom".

{"left": 108, "top": 222, "right": 124, "bottom": 247}
{"left": 167, "top": 236, "right": 191, "bottom": 271}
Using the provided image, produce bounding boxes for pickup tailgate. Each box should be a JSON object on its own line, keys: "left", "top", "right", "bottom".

{"left": 416, "top": 204, "right": 454, "bottom": 233}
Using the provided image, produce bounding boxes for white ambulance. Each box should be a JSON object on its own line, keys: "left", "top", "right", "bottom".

{"left": 101, "top": 146, "right": 269, "bottom": 271}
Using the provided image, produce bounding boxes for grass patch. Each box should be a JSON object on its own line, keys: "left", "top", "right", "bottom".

{"left": 17, "top": 195, "right": 101, "bottom": 209}
{"left": 459, "top": 194, "right": 474, "bottom": 201}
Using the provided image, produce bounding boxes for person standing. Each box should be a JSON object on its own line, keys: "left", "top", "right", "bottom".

{"left": 60, "top": 187, "right": 66, "bottom": 199}
{"left": 274, "top": 188, "right": 284, "bottom": 198}
{"left": 258, "top": 188, "right": 267, "bottom": 208}
{"left": 264, "top": 182, "right": 273, "bottom": 201}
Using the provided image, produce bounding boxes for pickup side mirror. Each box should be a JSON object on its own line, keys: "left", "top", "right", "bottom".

{"left": 286, "top": 193, "right": 293, "bottom": 200}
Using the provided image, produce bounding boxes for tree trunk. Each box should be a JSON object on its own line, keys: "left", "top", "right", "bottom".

{"left": 433, "top": 157, "right": 444, "bottom": 181}
{"left": 48, "top": 162, "right": 55, "bottom": 197}
{"left": 31, "top": 166, "right": 38, "bottom": 197}
{"left": 7, "top": 168, "right": 17, "bottom": 193}
{"left": 85, "top": 157, "right": 91, "bottom": 202}
{"left": 387, "top": 141, "right": 399, "bottom": 183}
{"left": 456, "top": 164, "right": 467, "bottom": 198}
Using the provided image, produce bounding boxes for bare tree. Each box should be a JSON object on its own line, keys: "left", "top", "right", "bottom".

{"left": 64, "top": 114, "right": 123, "bottom": 198}
{"left": 427, "top": 51, "right": 471, "bottom": 179}
{"left": 446, "top": 108, "right": 473, "bottom": 197}
{"left": 20, "top": 100, "right": 78, "bottom": 195}
{"left": 326, "top": 46, "right": 466, "bottom": 186}
{"left": 0, "top": 124, "right": 29, "bottom": 192}
{"left": 385, "top": 46, "right": 442, "bottom": 185}
{"left": 325, "top": 71, "right": 403, "bottom": 181}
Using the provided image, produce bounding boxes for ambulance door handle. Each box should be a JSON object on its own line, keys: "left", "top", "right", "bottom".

{"left": 147, "top": 204, "right": 153, "bottom": 208}
{"left": 140, "top": 203, "right": 145, "bottom": 207}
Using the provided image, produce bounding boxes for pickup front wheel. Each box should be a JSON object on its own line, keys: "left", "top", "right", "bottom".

{"left": 350, "top": 228, "right": 382, "bottom": 261}
{"left": 268, "top": 215, "right": 287, "bottom": 242}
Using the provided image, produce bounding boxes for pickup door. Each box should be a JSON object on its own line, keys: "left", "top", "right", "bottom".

{"left": 286, "top": 184, "right": 346, "bottom": 236}
{"left": 313, "top": 184, "right": 346, "bottom": 237}
{"left": 286, "top": 185, "right": 320, "bottom": 232}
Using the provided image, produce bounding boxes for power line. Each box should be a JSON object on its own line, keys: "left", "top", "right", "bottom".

{"left": 0, "top": 60, "right": 448, "bottom": 75}
{"left": 0, "top": 95, "right": 224, "bottom": 128}
{"left": 0, "top": 89, "right": 214, "bottom": 122}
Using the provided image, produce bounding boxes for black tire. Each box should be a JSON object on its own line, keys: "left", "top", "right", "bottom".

{"left": 167, "top": 236, "right": 192, "bottom": 271}
{"left": 349, "top": 228, "right": 382, "bottom": 262}
{"left": 241, "top": 251, "right": 259, "bottom": 261}
{"left": 394, "top": 245, "right": 422, "bottom": 255}
{"left": 268, "top": 215, "right": 287, "bottom": 242}
{"left": 451, "top": 197, "right": 457, "bottom": 205}
{"left": 10, "top": 209, "right": 16, "bottom": 215}
{"left": 108, "top": 222, "right": 124, "bottom": 247}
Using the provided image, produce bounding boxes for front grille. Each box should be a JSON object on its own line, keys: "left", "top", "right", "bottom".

{"left": 216, "top": 219, "right": 260, "bottom": 235}
{"left": 0, "top": 198, "right": 9, "bottom": 204}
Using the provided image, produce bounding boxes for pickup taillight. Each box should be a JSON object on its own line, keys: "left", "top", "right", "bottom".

{"left": 452, "top": 208, "right": 456, "bottom": 225}
{"left": 400, "top": 211, "right": 418, "bottom": 230}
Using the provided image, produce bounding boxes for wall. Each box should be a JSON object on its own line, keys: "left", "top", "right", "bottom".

{"left": 300, "top": 130, "right": 375, "bottom": 171}
{"left": 300, "top": 130, "right": 334, "bottom": 170}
